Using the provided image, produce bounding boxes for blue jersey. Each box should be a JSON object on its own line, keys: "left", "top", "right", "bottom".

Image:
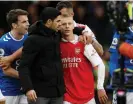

{"left": 109, "top": 27, "right": 133, "bottom": 76}
{"left": 109, "top": 32, "right": 120, "bottom": 76}
{"left": 0, "top": 32, "right": 28, "bottom": 96}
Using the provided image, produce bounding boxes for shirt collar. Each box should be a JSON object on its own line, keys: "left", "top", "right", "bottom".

{"left": 61, "top": 35, "right": 78, "bottom": 44}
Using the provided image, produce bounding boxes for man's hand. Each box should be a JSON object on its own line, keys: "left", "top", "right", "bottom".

{"left": 78, "top": 35, "right": 93, "bottom": 44}
{"left": 26, "top": 90, "right": 37, "bottom": 102}
{"left": 0, "top": 56, "right": 13, "bottom": 70}
{"left": 97, "top": 89, "right": 108, "bottom": 104}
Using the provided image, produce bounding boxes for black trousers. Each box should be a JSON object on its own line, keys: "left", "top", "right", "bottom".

{"left": 28, "top": 96, "right": 63, "bottom": 104}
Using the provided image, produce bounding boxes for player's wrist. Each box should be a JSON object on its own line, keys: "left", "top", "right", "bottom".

{"left": 97, "top": 85, "right": 104, "bottom": 90}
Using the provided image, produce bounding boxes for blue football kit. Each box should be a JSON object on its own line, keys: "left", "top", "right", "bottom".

{"left": 109, "top": 27, "right": 133, "bottom": 76}
{"left": 0, "top": 32, "right": 28, "bottom": 96}
{"left": 109, "top": 27, "right": 133, "bottom": 104}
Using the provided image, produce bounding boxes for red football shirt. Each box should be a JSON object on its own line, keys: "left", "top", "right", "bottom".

{"left": 60, "top": 41, "right": 94, "bottom": 104}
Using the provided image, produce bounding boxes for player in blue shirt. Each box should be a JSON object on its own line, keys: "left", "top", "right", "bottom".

{"left": 109, "top": 31, "right": 121, "bottom": 76}
{"left": 109, "top": 26, "right": 133, "bottom": 104}
{"left": 0, "top": 9, "right": 29, "bottom": 104}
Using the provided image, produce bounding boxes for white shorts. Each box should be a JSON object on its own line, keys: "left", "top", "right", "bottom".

{"left": 5, "top": 95, "right": 28, "bottom": 104}
{"left": 0, "top": 89, "right": 5, "bottom": 100}
{"left": 63, "top": 98, "right": 96, "bottom": 104}
{"left": 113, "top": 91, "right": 133, "bottom": 104}
{"left": 0, "top": 89, "right": 5, "bottom": 103}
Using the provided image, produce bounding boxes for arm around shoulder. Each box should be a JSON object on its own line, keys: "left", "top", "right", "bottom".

{"left": 82, "top": 24, "right": 104, "bottom": 56}
{"left": 92, "top": 39, "right": 104, "bottom": 56}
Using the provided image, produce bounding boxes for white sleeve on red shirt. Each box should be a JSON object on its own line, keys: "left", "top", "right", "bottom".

{"left": 84, "top": 44, "right": 105, "bottom": 90}
{"left": 0, "top": 89, "right": 5, "bottom": 100}
{"left": 84, "top": 44, "right": 102, "bottom": 67}
{"left": 96, "top": 62, "right": 105, "bottom": 90}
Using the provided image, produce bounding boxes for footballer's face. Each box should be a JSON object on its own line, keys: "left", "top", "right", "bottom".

{"left": 15, "top": 15, "right": 29, "bottom": 35}
{"left": 60, "top": 16, "right": 74, "bottom": 36}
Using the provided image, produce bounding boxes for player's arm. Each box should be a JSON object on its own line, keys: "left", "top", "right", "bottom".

{"left": 1, "top": 47, "right": 22, "bottom": 63}
{"left": 84, "top": 44, "right": 108, "bottom": 104}
{"left": 0, "top": 47, "right": 22, "bottom": 69}
{"left": 75, "top": 23, "right": 103, "bottom": 56}
{"left": 2, "top": 66, "right": 19, "bottom": 79}
{"left": 83, "top": 25, "right": 103, "bottom": 56}
{"left": 94, "top": 65, "right": 108, "bottom": 104}
{"left": 0, "top": 89, "right": 5, "bottom": 104}
{"left": 84, "top": 44, "right": 105, "bottom": 90}
{"left": 119, "top": 42, "right": 133, "bottom": 58}
{"left": 91, "top": 38, "right": 103, "bottom": 56}
{"left": 9, "top": 47, "right": 22, "bottom": 60}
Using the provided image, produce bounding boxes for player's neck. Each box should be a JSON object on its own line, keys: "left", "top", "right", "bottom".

{"left": 10, "top": 30, "right": 23, "bottom": 40}
{"left": 63, "top": 33, "right": 75, "bottom": 42}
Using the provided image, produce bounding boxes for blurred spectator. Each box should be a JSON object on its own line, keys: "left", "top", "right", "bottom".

{"left": 0, "top": 28, "right": 4, "bottom": 37}
{"left": 27, "top": 3, "right": 38, "bottom": 24}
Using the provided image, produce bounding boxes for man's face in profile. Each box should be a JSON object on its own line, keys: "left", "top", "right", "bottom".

{"left": 51, "top": 15, "right": 62, "bottom": 32}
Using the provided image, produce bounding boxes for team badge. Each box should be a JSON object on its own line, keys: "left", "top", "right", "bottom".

{"left": 75, "top": 47, "right": 80, "bottom": 54}
{"left": 112, "top": 38, "right": 118, "bottom": 45}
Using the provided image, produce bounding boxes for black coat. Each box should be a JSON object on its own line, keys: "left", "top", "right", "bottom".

{"left": 18, "top": 21, "right": 65, "bottom": 98}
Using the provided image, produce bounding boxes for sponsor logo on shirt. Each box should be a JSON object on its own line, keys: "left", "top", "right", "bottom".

{"left": 62, "top": 57, "right": 81, "bottom": 68}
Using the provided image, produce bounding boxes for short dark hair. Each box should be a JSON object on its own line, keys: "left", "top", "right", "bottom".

{"left": 6, "top": 9, "right": 29, "bottom": 29}
{"left": 56, "top": 1, "right": 73, "bottom": 11}
{"left": 40, "top": 7, "right": 61, "bottom": 24}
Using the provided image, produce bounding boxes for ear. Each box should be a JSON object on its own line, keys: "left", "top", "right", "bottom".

{"left": 46, "top": 19, "right": 52, "bottom": 26}
{"left": 71, "top": 12, "right": 74, "bottom": 17}
{"left": 12, "top": 23, "right": 17, "bottom": 29}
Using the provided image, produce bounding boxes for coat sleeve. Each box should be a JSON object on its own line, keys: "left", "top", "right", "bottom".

{"left": 18, "top": 36, "right": 40, "bottom": 93}
{"left": 73, "top": 27, "right": 84, "bottom": 35}
{"left": 119, "top": 42, "right": 133, "bottom": 59}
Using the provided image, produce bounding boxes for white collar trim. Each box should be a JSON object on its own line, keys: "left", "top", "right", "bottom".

{"left": 61, "top": 35, "right": 79, "bottom": 44}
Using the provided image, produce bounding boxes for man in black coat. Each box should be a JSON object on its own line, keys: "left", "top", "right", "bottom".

{"left": 18, "top": 7, "right": 65, "bottom": 104}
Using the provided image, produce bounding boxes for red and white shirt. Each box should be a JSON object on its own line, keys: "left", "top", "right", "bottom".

{"left": 60, "top": 35, "right": 102, "bottom": 104}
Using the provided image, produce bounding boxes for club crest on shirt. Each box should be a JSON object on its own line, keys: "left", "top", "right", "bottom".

{"left": 75, "top": 47, "right": 80, "bottom": 54}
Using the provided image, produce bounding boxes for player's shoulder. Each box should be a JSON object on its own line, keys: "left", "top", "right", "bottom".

{"left": 23, "top": 33, "right": 28, "bottom": 40}
{"left": 113, "top": 31, "right": 119, "bottom": 37}
{"left": 0, "top": 33, "right": 11, "bottom": 49}
{"left": 0, "top": 32, "right": 11, "bottom": 42}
